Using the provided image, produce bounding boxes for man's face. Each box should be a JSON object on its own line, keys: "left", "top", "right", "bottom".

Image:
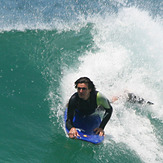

{"left": 77, "top": 83, "right": 91, "bottom": 100}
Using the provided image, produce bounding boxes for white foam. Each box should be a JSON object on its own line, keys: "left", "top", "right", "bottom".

{"left": 61, "top": 7, "right": 163, "bottom": 162}
{"left": 108, "top": 104, "right": 163, "bottom": 162}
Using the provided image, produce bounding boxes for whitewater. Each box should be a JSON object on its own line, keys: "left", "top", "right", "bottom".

{"left": 59, "top": 8, "right": 163, "bottom": 163}
{"left": 1, "top": 0, "right": 163, "bottom": 162}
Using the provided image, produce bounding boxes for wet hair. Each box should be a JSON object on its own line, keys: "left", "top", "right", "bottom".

{"left": 75, "top": 77, "right": 96, "bottom": 92}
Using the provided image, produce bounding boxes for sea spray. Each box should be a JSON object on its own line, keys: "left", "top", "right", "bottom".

{"left": 60, "top": 7, "right": 163, "bottom": 162}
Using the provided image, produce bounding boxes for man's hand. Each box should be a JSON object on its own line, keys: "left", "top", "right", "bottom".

{"left": 94, "top": 128, "right": 105, "bottom": 136}
{"left": 68, "top": 127, "right": 80, "bottom": 139}
{"left": 111, "top": 96, "right": 119, "bottom": 103}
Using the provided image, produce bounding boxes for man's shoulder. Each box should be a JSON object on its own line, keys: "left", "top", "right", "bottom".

{"left": 70, "top": 92, "right": 78, "bottom": 100}
{"left": 96, "top": 92, "right": 107, "bottom": 99}
{"left": 91, "top": 90, "right": 98, "bottom": 96}
{"left": 68, "top": 92, "right": 79, "bottom": 107}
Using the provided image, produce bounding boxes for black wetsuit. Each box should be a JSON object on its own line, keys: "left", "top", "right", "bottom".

{"left": 66, "top": 91, "right": 113, "bottom": 130}
{"left": 127, "top": 93, "right": 154, "bottom": 105}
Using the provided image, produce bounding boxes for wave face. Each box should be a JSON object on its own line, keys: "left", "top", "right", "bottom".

{"left": 0, "top": 0, "right": 163, "bottom": 162}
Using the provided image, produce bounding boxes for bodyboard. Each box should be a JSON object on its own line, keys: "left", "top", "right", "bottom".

{"left": 64, "top": 108, "right": 104, "bottom": 144}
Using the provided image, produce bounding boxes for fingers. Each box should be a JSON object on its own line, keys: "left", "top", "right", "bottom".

{"left": 68, "top": 128, "right": 105, "bottom": 138}
{"left": 68, "top": 133, "right": 75, "bottom": 139}
{"left": 94, "top": 128, "right": 99, "bottom": 135}
{"left": 99, "top": 131, "right": 105, "bottom": 136}
{"left": 94, "top": 128, "right": 105, "bottom": 136}
{"left": 68, "top": 128, "right": 80, "bottom": 139}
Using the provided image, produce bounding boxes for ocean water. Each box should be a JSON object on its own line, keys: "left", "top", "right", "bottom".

{"left": 0, "top": 0, "right": 163, "bottom": 162}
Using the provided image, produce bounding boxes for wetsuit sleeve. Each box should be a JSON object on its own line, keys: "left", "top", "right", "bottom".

{"left": 127, "top": 93, "right": 154, "bottom": 105}
{"left": 66, "top": 94, "right": 76, "bottom": 130}
{"left": 96, "top": 92, "right": 113, "bottom": 129}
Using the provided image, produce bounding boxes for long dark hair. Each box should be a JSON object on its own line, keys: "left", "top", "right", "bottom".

{"left": 75, "top": 77, "right": 96, "bottom": 92}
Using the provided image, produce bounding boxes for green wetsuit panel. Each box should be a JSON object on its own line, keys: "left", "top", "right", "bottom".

{"left": 96, "top": 92, "right": 111, "bottom": 109}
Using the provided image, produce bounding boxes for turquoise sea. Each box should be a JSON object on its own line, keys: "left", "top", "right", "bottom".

{"left": 0, "top": 0, "right": 163, "bottom": 162}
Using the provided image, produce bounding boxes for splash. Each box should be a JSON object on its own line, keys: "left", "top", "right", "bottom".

{"left": 60, "top": 7, "right": 163, "bottom": 162}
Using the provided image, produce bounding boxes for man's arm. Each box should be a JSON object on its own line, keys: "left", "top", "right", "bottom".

{"left": 95, "top": 92, "right": 113, "bottom": 135}
{"left": 66, "top": 94, "right": 80, "bottom": 138}
{"left": 111, "top": 92, "right": 154, "bottom": 105}
{"left": 66, "top": 99, "right": 75, "bottom": 130}
{"left": 99, "top": 104, "right": 113, "bottom": 129}
{"left": 66, "top": 108, "right": 80, "bottom": 138}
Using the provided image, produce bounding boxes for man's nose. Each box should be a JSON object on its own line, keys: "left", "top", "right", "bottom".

{"left": 79, "top": 89, "right": 83, "bottom": 93}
